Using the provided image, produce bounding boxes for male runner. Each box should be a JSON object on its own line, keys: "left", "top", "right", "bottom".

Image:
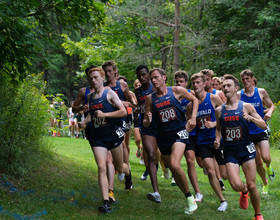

{"left": 102, "top": 61, "right": 136, "bottom": 183}
{"left": 215, "top": 74, "right": 266, "bottom": 220}
{"left": 73, "top": 65, "right": 117, "bottom": 202}
{"left": 188, "top": 72, "right": 228, "bottom": 212}
{"left": 79, "top": 67, "right": 132, "bottom": 213}
{"left": 143, "top": 68, "right": 199, "bottom": 214}
{"left": 200, "top": 69, "right": 226, "bottom": 102}
{"left": 238, "top": 69, "right": 275, "bottom": 194}
{"left": 174, "top": 70, "right": 203, "bottom": 202}
{"left": 135, "top": 65, "right": 161, "bottom": 202}
{"left": 200, "top": 69, "right": 227, "bottom": 190}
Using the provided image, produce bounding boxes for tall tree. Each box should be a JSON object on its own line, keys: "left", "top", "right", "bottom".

{"left": 174, "top": 0, "right": 180, "bottom": 72}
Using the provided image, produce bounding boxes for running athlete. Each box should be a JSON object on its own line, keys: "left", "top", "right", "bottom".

{"left": 143, "top": 68, "right": 199, "bottom": 214}
{"left": 133, "top": 79, "right": 142, "bottom": 162}
{"left": 79, "top": 67, "right": 132, "bottom": 213}
{"left": 67, "top": 101, "right": 75, "bottom": 138}
{"left": 174, "top": 70, "right": 203, "bottom": 203}
{"left": 212, "top": 77, "right": 221, "bottom": 90}
{"left": 135, "top": 65, "right": 161, "bottom": 202}
{"left": 200, "top": 69, "right": 226, "bottom": 102}
{"left": 200, "top": 69, "right": 227, "bottom": 190}
{"left": 73, "top": 65, "right": 117, "bottom": 202}
{"left": 215, "top": 74, "right": 266, "bottom": 220}
{"left": 237, "top": 69, "right": 275, "bottom": 194}
{"left": 118, "top": 75, "right": 136, "bottom": 169}
{"left": 102, "top": 61, "right": 136, "bottom": 183}
{"left": 188, "top": 72, "right": 228, "bottom": 212}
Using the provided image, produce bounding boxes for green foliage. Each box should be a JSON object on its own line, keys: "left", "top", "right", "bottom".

{"left": 0, "top": 0, "right": 106, "bottom": 83}
{"left": 269, "top": 101, "right": 280, "bottom": 149}
{"left": 0, "top": 74, "right": 52, "bottom": 176}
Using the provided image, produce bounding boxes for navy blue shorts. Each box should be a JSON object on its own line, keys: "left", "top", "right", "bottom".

{"left": 140, "top": 125, "right": 157, "bottom": 137}
{"left": 88, "top": 127, "right": 124, "bottom": 150}
{"left": 157, "top": 128, "right": 189, "bottom": 155}
{"left": 197, "top": 144, "right": 225, "bottom": 165}
{"left": 185, "top": 135, "right": 196, "bottom": 152}
{"left": 85, "top": 126, "right": 93, "bottom": 141}
{"left": 224, "top": 142, "right": 256, "bottom": 165}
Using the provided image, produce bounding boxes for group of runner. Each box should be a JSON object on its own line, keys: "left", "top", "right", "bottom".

{"left": 71, "top": 61, "right": 275, "bottom": 220}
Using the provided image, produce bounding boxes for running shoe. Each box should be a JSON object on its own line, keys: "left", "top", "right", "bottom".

{"left": 262, "top": 182, "right": 269, "bottom": 195}
{"left": 217, "top": 200, "right": 228, "bottom": 212}
{"left": 164, "top": 168, "right": 170, "bottom": 180}
{"left": 141, "top": 170, "right": 149, "bottom": 180}
{"left": 139, "top": 159, "right": 144, "bottom": 165}
{"left": 195, "top": 193, "right": 203, "bottom": 202}
{"left": 136, "top": 148, "right": 141, "bottom": 158}
{"left": 171, "top": 177, "right": 176, "bottom": 186}
{"left": 184, "top": 195, "right": 198, "bottom": 214}
{"left": 239, "top": 191, "right": 249, "bottom": 209}
{"left": 118, "top": 172, "right": 125, "bottom": 181}
{"left": 219, "top": 179, "right": 225, "bottom": 191}
{"left": 98, "top": 203, "right": 111, "bottom": 213}
{"left": 147, "top": 192, "right": 161, "bottom": 203}
{"left": 125, "top": 171, "right": 133, "bottom": 189}
{"left": 254, "top": 214, "right": 264, "bottom": 220}
{"left": 266, "top": 164, "right": 275, "bottom": 181}
{"left": 108, "top": 189, "right": 115, "bottom": 202}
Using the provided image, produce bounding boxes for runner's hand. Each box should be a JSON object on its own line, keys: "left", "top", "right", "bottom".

{"left": 214, "top": 139, "right": 220, "bottom": 149}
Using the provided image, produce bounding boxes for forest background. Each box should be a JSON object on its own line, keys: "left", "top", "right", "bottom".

{"left": 0, "top": 0, "right": 279, "bottom": 176}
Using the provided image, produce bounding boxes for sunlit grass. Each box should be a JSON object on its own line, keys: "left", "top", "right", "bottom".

{"left": 0, "top": 136, "right": 279, "bottom": 219}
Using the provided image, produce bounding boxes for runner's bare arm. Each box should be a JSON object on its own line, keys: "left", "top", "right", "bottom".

{"left": 260, "top": 88, "right": 275, "bottom": 120}
{"left": 73, "top": 88, "right": 86, "bottom": 113}
{"left": 214, "top": 106, "right": 222, "bottom": 149}
{"left": 96, "top": 90, "right": 127, "bottom": 118}
{"left": 243, "top": 103, "right": 267, "bottom": 130}
{"left": 121, "top": 81, "right": 137, "bottom": 107}
{"left": 143, "top": 95, "right": 152, "bottom": 127}
{"left": 79, "top": 112, "right": 91, "bottom": 128}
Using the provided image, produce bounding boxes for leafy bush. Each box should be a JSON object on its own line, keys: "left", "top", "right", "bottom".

{"left": 268, "top": 101, "right": 280, "bottom": 149}
{"left": 0, "top": 74, "right": 52, "bottom": 176}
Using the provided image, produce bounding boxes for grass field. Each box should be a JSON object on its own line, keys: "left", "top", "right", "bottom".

{"left": 0, "top": 136, "right": 279, "bottom": 220}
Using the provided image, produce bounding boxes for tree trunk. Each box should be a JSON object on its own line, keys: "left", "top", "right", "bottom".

{"left": 160, "top": 35, "right": 168, "bottom": 70}
{"left": 174, "top": 0, "right": 180, "bottom": 72}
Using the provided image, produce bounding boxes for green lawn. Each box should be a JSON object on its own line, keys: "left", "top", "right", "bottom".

{"left": 0, "top": 137, "right": 279, "bottom": 219}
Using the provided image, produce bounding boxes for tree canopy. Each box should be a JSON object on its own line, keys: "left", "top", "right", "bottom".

{"left": 1, "top": 0, "right": 279, "bottom": 101}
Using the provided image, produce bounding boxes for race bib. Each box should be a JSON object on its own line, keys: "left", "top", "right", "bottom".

{"left": 197, "top": 115, "right": 211, "bottom": 129}
{"left": 123, "top": 120, "right": 131, "bottom": 130}
{"left": 139, "top": 103, "right": 145, "bottom": 114}
{"left": 116, "top": 127, "right": 124, "bottom": 138}
{"left": 177, "top": 130, "right": 189, "bottom": 139}
{"left": 159, "top": 107, "right": 177, "bottom": 123}
{"left": 92, "top": 117, "right": 108, "bottom": 128}
{"left": 246, "top": 142, "right": 256, "bottom": 153}
{"left": 225, "top": 126, "right": 242, "bottom": 141}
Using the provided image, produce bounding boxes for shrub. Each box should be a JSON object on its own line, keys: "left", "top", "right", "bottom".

{"left": 0, "top": 73, "right": 52, "bottom": 176}
{"left": 268, "top": 101, "right": 280, "bottom": 149}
